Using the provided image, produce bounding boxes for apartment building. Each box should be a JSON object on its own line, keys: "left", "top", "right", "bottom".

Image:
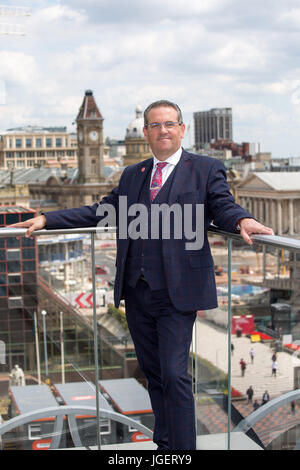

{"left": 0, "top": 126, "right": 77, "bottom": 169}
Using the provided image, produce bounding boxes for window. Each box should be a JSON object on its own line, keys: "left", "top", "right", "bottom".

{"left": 22, "top": 238, "right": 35, "bottom": 247}
{"left": 26, "top": 138, "right": 32, "bottom": 148}
{"left": 56, "top": 138, "right": 62, "bottom": 147}
{"left": 100, "top": 418, "right": 111, "bottom": 435}
{"left": 0, "top": 286, "right": 6, "bottom": 296}
{"left": 15, "top": 138, "right": 22, "bottom": 148}
{"left": 128, "top": 416, "right": 141, "bottom": 432}
{"left": 36, "top": 138, "right": 42, "bottom": 148}
{"left": 90, "top": 148, "right": 99, "bottom": 156}
{"left": 46, "top": 138, "right": 52, "bottom": 147}
{"left": 8, "top": 274, "right": 21, "bottom": 284}
{"left": 22, "top": 249, "right": 35, "bottom": 260}
{"left": 6, "top": 250, "right": 20, "bottom": 261}
{"left": 28, "top": 424, "right": 42, "bottom": 440}
{"left": 6, "top": 238, "right": 19, "bottom": 249}
{"left": 8, "top": 297, "right": 23, "bottom": 308}
{"left": 23, "top": 273, "right": 36, "bottom": 284}
{"left": 6, "top": 214, "right": 19, "bottom": 225}
{"left": 22, "top": 260, "right": 36, "bottom": 271}
{"left": 7, "top": 261, "right": 21, "bottom": 272}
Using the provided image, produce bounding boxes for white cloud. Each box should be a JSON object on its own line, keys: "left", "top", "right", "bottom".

{"left": 0, "top": 0, "right": 300, "bottom": 157}
{"left": 0, "top": 51, "right": 40, "bottom": 85}
{"left": 32, "top": 4, "right": 87, "bottom": 25}
{"left": 278, "top": 7, "right": 300, "bottom": 26}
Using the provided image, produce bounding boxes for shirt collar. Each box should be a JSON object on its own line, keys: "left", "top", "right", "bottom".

{"left": 153, "top": 146, "right": 182, "bottom": 168}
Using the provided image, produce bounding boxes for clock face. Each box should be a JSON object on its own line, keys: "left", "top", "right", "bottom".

{"left": 89, "top": 130, "right": 99, "bottom": 141}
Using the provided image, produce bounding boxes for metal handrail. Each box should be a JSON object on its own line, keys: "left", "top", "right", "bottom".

{"left": 1, "top": 225, "right": 300, "bottom": 251}
{"left": 1, "top": 224, "right": 300, "bottom": 450}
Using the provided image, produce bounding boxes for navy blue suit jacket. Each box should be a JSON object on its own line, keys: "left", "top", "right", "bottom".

{"left": 45, "top": 149, "right": 252, "bottom": 311}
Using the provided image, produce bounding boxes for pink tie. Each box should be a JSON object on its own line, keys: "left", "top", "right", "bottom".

{"left": 150, "top": 162, "right": 168, "bottom": 202}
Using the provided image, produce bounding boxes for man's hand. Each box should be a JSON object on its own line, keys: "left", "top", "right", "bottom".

{"left": 239, "top": 218, "right": 274, "bottom": 246}
{"left": 8, "top": 215, "right": 47, "bottom": 238}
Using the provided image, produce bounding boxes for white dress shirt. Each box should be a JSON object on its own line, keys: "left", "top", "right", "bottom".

{"left": 150, "top": 147, "right": 182, "bottom": 188}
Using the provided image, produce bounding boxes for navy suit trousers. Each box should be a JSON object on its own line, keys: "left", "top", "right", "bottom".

{"left": 124, "top": 279, "right": 197, "bottom": 450}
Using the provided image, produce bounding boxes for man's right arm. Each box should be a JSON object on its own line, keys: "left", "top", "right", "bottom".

{"left": 7, "top": 182, "right": 121, "bottom": 238}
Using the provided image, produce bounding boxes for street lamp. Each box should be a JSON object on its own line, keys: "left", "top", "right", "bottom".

{"left": 41, "top": 310, "right": 48, "bottom": 379}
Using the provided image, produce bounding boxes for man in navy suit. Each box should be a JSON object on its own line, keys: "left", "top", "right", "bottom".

{"left": 11, "top": 100, "right": 274, "bottom": 450}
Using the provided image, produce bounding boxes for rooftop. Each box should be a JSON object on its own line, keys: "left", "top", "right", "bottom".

{"left": 253, "top": 172, "right": 300, "bottom": 191}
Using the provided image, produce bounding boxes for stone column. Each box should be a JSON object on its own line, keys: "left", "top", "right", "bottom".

{"left": 289, "top": 199, "right": 294, "bottom": 235}
{"left": 254, "top": 198, "right": 259, "bottom": 220}
{"left": 277, "top": 200, "right": 282, "bottom": 235}
{"left": 257, "top": 198, "right": 262, "bottom": 222}
{"left": 271, "top": 199, "right": 277, "bottom": 233}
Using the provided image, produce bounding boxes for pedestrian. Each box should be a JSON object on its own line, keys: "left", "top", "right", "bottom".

{"left": 7, "top": 100, "right": 274, "bottom": 451}
{"left": 249, "top": 347, "right": 255, "bottom": 364}
{"left": 253, "top": 399, "right": 260, "bottom": 411}
{"left": 246, "top": 385, "right": 254, "bottom": 404}
{"left": 262, "top": 390, "right": 270, "bottom": 405}
{"left": 271, "top": 352, "right": 277, "bottom": 362}
{"left": 240, "top": 358, "right": 247, "bottom": 377}
{"left": 291, "top": 401, "right": 296, "bottom": 415}
{"left": 231, "top": 343, "right": 234, "bottom": 356}
{"left": 272, "top": 360, "right": 278, "bottom": 377}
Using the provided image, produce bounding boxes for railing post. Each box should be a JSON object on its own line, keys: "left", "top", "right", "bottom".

{"left": 227, "top": 238, "right": 232, "bottom": 450}
{"left": 91, "top": 232, "right": 101, "bottom": 450}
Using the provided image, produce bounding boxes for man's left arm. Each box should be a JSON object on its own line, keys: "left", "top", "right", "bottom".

{"left": 207, "top": 159, "right": 274, "bottom": 245}
{"left": 235, "top": 217, "right": 274, "bottom": 246}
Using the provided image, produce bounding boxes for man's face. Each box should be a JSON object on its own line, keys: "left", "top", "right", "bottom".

{"left": 143, "top": 106, "right": 185, "bottom": 160}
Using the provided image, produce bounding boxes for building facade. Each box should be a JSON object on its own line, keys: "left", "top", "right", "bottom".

{"left": 123, "top": 105, "right": 152, "bottom": 166}
{"left": 0, "top": 206, "right": 37, "bottom": 372}
{"left": 236, "top": 172, "right": 300, "bottom": 235}
{"left": 193, "top": 107, "right": 232, "bottom": 150}
{"left": 0, "top": 126, "right": 77, "bottom": 169}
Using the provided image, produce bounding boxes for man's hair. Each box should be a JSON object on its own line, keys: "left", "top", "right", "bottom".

{"left": 144, "top": 100, "right": 183, "bottom": 126}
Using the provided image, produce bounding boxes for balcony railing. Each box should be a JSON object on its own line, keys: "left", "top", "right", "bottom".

{"left": 0, "top": 225, "right": 300, "bottom": 450}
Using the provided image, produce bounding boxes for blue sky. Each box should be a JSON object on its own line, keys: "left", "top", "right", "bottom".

{"left": 1, "top": 0, "right": 300, "bottom": 157}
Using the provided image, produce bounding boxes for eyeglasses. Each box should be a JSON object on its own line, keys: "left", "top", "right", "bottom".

{"left": 145, "top": 121, "right": 183, "bottom": 130}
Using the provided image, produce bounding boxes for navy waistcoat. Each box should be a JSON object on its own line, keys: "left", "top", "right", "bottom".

{"left": 124, "top": 163, "right": 178, "bottom": 290}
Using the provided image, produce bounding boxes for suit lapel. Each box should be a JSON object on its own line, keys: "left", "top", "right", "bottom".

{"left": 127, "top": 158, "right": 153, "bottom": 208}
{"left": 168, "top": 150, "right": 192, "bottom": 205}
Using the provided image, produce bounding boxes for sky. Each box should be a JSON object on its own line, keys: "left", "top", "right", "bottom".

{"left": 1, "top": 0, "right": 300, "bottom": 157}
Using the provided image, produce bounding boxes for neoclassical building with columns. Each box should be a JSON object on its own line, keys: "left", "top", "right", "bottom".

{"left": 235, "top": 172, "right": 300, "bottom": 236}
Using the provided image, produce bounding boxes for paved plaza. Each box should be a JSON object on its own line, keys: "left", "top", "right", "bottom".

{"left": 194, "top": 318, "right": 300, "bottom": 447}
{"left": 194, "top": 317, "right": 300, "bottom": 399}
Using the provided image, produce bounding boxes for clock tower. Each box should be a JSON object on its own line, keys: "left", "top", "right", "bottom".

{"left": 76, "top": 90, "right": 104, "bottom": 183}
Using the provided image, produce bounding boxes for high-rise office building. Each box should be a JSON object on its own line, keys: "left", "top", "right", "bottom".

{"left": 0, "top": 206, "right": 37, "bottom": 372}
{"left": 193, "top": 108, "right": 232, "bottom": 150}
